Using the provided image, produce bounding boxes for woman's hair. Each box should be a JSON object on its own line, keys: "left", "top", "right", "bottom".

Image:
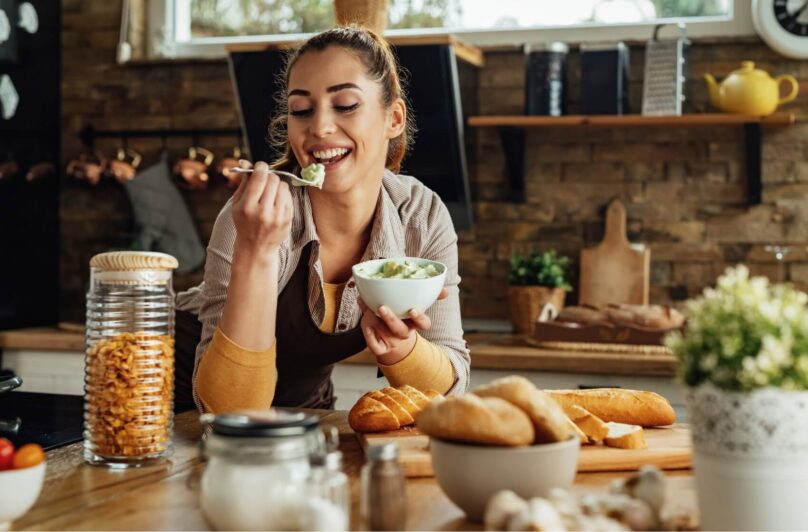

{"left": 268, "top": 25, "right": 415, "bottom": 174}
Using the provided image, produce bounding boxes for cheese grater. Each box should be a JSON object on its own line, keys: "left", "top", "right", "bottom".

{"left": 642, "top": 23, "right": 689, "bottom": 116}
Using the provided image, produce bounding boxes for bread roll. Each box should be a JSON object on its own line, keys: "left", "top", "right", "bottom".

{"left": 368, "top": 390, "right": 413, "bottom": 426}
{"left": 604, "top": 422, "right": 647, "bottom": 449}
{"left": 382, "top": 387, "right": 419, "bottom": 417}
{"left": 348, "top": 385, "right": 442, "bottom": 433}
{"left": 399, "top": 384, "right": 430, "bottom": 410}
{"left": 416, "top": 395, "right": 535, "bottom": 446}
{"left": 614, "top": 304, "right": 685, "bottom": 330}
{"left": 543, "top": 388, "right": 676, "bottom": 427}
{"left": 556, "top": 305, "right": 610, "bottom": 324}
{"left": 348, "top": 395, "right": 400, "bottom": 433}
{"left": 424, "top": 389, "right": 442, "bottom": 400}
{"left": 472, "top": 376, "right": 573, "bottom": 443}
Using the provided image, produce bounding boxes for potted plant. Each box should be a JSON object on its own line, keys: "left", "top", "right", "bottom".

{"left": 665, "top": 265, "right": 808, "bottom": 531}
{"left": 507, "top": 250, "right": 571, "bottom": 334}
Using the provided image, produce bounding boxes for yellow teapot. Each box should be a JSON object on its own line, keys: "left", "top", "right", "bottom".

{"left": 704, "top": 61, "right": 799, "bottom": 116}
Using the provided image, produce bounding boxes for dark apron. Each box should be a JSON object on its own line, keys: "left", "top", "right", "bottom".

{"left": 174, "top": 242, "right": 367, "bottom": 411}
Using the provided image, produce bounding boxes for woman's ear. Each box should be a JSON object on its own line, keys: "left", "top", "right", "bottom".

{"left": 386, "top": 98, "right": 407, "bottom": 139}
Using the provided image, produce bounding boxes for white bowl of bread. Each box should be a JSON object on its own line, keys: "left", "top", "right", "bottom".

{"left": 415, "top": 377, "right": 580, "bottom": 522}
{"left": 416, "top": 377, "right": 677, "bottom": 522}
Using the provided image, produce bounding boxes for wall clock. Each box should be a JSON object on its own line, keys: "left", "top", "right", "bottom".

{"left": 753, "top": 0, "right": 808, "bottom": 59}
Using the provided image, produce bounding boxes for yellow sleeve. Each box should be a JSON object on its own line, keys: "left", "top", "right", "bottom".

{"left": 194, "top": 327, "right": 277, "bottom": 413}
{"left": 378, "top": 333, "right": 455, "bottom": 394}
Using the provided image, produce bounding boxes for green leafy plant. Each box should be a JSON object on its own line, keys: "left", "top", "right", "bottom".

{"left": 508, "top": 250, "right": 572, "bottom": 290}
{"left": 665, "top": 265, "right": 808, "bottom": 392}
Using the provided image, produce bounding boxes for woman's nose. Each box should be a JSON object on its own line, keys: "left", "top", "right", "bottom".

{"left": 310, "top": 110, "right": 337, "bottom": 138}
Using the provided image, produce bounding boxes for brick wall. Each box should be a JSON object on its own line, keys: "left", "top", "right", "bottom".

{"left": 461, "top": 41, "right": 808, "bottom": 321}
{"left": 60, "top": 0, "right": 808, "bottom": 323}
{"left": 61, "top": 0, "right": 238, "bottom": 322}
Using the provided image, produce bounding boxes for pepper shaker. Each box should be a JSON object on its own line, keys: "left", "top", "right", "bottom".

{"left": 360, "top": 443, "right": 406, "bottom": 531}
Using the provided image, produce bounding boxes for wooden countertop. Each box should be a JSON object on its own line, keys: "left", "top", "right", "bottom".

{"left": 0, "top": 328, "right": 677, "bottom": 377}
{"left": 14, "top": 410, "right": 696, "bottom": 530}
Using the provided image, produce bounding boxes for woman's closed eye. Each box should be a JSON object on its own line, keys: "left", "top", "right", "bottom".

{"left": 289, "top": 103, "right": 360, "bottom": 117}
{"left": 335, "top": 103, "right": 360, "bottom": 113}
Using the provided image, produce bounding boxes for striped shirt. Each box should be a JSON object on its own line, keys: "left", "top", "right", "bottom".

{"left": 176, "top": 169, "right": 470, "bottom": 395}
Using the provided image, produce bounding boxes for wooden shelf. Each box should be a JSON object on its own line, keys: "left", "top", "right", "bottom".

{"left": 227, "top": 34, "right": 484, "bottom": 67}
{"left": 466, "top": 113, "right": 797, "bottom": 204}
{"left": 468, "top": 113, "right": 796, "bottom": 128}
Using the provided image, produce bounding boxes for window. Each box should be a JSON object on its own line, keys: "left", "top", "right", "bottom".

{"left": 146, "top": 0, "right": 753, "bottom": 59}
{"left": 188, "top": 0, "right": 731, "bottom": 38}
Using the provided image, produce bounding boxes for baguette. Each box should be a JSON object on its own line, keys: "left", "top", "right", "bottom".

{"left": 348, "top": 385, "right": 441, "bottom": 433}
{"left": 563, "top": 404, "right": 609, "bottom": 444}
{"left": 416, "top": 394, "right": 535, "bottom": 446}
{"left": 543, "top": 388, "right": 676, "bottom": 427}
{"left": 566, "top": 416, "right": 589, "bottom": 444}
{"left": 472, "top": 376, "right": 573, "bottom": 444}
{"left": 604, "top": 422, "right": 647, "bottom": 449}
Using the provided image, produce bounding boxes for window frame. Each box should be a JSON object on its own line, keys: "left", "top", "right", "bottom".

{"left": 146, "top": 0, "right": 755, "bottom": 60}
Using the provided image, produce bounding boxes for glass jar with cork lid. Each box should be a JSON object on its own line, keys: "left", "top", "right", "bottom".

{"left": 83, "top": 251, "right": 178, "bottom": 467}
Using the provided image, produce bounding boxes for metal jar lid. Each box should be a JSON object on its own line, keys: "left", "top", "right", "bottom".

{"left": 200, "top": 409, "right": 324, "bottom": 463}
{"left": 200, "top": 409, "right": 320, "bottom": 438}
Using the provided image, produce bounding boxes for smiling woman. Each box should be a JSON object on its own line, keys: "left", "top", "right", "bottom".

{"left": 175, "top": 26, "right": 470, "bottom": 414}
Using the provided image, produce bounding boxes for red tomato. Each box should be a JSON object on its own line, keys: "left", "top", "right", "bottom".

{"left": 0, "top": 438, "right": 13, "bottom": 470}
{"left": 12, "top": 443, "right": 44, "bottom": 469}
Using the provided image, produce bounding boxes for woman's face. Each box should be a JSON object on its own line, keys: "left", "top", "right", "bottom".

{"left": 286, "top": 46, "right": 405, "bottom": 194}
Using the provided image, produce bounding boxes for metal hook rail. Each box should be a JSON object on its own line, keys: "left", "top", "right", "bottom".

{"left": 78, "top": 125, "right": 243, "bottom": 148}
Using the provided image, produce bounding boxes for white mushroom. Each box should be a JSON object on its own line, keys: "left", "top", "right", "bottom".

{"left": 485, "top": 490, "right": 529, "bottom": 531}
{"left": 506, "top": 497, "right": 567, "bottom": 531}
{"left": 610, "top": 465, "right": 666, "bottom": 516}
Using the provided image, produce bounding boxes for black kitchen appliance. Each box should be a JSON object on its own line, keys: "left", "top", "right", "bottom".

{"left": 580, "top": 42, "right": 630, "bottom": 115}
{"left": 524, "top": 41, "right": 568, "bottom": 116}
{"left": 0, "top": 371, "right": 83, "bottom": 450}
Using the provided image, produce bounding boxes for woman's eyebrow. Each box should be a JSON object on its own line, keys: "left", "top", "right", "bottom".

{"left": 288, "top": 83, "right": 363, "bottom": 97}
{"left": 327, "top": 83, "right": 362, "bottom": 93}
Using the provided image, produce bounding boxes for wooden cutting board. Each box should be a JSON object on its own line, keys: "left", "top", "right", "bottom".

{"left": 358, "top": 425, "right": 691, "bottom": 478}
{"left": 579, "top": 200, "right": 650, "bottom": 306}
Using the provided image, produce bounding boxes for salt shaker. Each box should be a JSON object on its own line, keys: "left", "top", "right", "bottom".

{"left": 360, "top": 443, "right": 406, "bottom": 531}
{"left": 309, "top": 449, "right": 350, "bottom": 531}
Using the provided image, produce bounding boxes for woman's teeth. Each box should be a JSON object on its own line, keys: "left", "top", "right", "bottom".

{"left": 312, "top": 148, "right": 350, "bottom": 163}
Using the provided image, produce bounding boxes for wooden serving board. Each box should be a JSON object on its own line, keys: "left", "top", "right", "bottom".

{"left": 579, "top": 200, "right": 650, "bottom": 306}
{"left": 358, "top": 425, "right": 691, "bottom": 478}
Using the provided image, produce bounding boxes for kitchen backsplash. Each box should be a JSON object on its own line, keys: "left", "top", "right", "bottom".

{"left": 59, "top": 0, "right": 808, "bottom": 323}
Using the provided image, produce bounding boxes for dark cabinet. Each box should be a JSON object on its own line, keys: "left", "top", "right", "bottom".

{"left": 0, "top": 0, "right": 59, "bottom": 329}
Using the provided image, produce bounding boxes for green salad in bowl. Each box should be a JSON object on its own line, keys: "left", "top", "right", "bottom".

{"left": 352, "top": 258, "right": 447, "bottom": 318}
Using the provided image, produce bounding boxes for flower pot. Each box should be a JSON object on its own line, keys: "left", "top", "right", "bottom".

{"left": 333, "top": 0, "right": 388, "bottom": 34}
{"left": 507, "top": 286, "right": 566, "bottom": 334}
{"left": 685, "top": 384, "right": 808, "bottom": 531}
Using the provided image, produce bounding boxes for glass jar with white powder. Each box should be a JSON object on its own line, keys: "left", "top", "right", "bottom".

{"left": 199, "top": 409, "right": 348, "bottom": 531}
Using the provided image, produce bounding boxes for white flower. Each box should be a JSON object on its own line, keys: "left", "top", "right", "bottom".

{"left": 672, "top": 265, "right": 808, "bottom": 391}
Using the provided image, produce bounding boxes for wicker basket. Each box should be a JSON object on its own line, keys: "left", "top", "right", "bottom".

{"left": 333, "top": 0, "right": 388, "bottom": 33}
{"left": 508, "top": 286, "right": 566, "bottom": 334}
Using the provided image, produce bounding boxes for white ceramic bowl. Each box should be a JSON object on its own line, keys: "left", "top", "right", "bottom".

{"left": 429, "top": 436, "right": 579, "bottom": 522}
{"left": 0, "top": 462, "right": 46, "bottom": 530}
{"left": 352, "top": 258, "right": 447, "bottom": 318}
